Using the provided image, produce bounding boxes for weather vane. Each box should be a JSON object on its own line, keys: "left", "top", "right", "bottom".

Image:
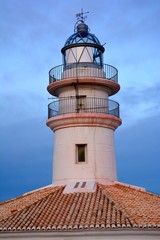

{"left": 76, "top": 8, "right": 89, "bottom": 23}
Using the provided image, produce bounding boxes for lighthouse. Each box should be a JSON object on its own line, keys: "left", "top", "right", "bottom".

{"left": 1, "top": 11, "right": 160, "bottom": 237}
{"left": 46, "top": 11, "right": 122, "bottom": 189}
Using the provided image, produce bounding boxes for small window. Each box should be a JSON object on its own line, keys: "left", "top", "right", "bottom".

{"left": 76, "top": 95, "right": 86, "bottom": 112}
{"left": 76, "top": 144, "right": 87, "bottom": 163}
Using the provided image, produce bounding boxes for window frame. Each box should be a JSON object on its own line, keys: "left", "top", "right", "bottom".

{"left": 76, "top": 144, "right": 87, "bottom": 163}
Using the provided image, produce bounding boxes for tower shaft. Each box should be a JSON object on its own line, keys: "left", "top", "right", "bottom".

{"left": 46, "top": 15, "right": 122, "bottom": 187}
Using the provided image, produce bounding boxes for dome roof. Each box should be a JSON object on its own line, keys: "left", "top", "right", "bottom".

{"left": 63, "top": 22, "right": 102, "bottom": 47}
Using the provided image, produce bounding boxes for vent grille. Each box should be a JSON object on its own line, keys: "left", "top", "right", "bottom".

{"left": 63, "top": 181, "right": 96, "bottom": 194}
{"left": 74, "top": 181, "right": 87, "bottom": 189}
{"left": 74, "top": 182, "right": 80, "bottom": 188}
{"left": 81, "top": 182, "right": 86, "bottom": 188}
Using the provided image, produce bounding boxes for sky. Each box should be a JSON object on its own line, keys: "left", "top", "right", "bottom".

{"left": 0, "top": 0, "right": 160, "bottom": 202}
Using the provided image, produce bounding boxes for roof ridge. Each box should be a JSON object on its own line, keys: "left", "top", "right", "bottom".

{"left": 114, "top": 181, "right": 160, "bottom": 198}
{"left": 0, "top": 185, "right": 53, "bottom": 206}
{"left": 98, "top": 184, "right": 137, "bottom": 227}
{"left": 114, "top": 181, "right": 146, "bottom": 192}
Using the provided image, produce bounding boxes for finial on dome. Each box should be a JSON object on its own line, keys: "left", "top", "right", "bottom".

{"left": 74, "top": 9, "right": 89, "bottom": 33}
{"left": 76, "top": 8, "right": 89, "bottom": 23}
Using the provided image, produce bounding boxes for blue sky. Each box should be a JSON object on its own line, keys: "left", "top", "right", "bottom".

{"left": 0, "top": 0, "right": 160, "bottom": 202}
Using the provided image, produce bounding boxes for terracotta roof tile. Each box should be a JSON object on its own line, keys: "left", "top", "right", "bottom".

{"left": 100, "top": 182, "right": 160, "bottom": 227}
{"left": 0, "top": 185, "right": 59, "bottom": 221}
{"left": 0, "top": 182, "right": 160, "bottom": 232}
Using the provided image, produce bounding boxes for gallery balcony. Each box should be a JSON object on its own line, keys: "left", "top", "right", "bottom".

{"left": 49, "top": 63, "right": 118, "bottom": 84}
{"left": 48, "top": 97, "right": 120, "bottom": 119}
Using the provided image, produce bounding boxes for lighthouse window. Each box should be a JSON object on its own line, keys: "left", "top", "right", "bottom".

{"left": 76, "top": 144, "right": 87, "bottom": 163}
{"left": 76, "top": 95, "right": 86, "bottom": 112}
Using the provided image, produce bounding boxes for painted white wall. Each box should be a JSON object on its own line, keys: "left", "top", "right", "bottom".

{"left": 62, "top": 67, "right": 106, "bottom": 79}
{"left": 58, "top": 85, "right": 109, "bottom": 99}
{"left": 52, "top": 125, "right": 117, "bottom": 184}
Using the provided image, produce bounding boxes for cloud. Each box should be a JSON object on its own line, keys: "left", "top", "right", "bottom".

{"left": 113, "top": 81, "right": 160, "bottom": 127}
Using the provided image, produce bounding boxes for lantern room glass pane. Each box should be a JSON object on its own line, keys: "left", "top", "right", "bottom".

{"left": 65, "top": 46, "right": 93, "bottom": 63}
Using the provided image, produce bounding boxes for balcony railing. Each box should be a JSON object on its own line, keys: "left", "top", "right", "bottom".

{"left": 48, "top": 97, "right": 120, "bottom": 119}
{"left": 49, "top": 63, "right": 118, "bottom": 84}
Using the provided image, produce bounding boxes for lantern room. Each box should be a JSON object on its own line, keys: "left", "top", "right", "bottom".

{"left": 61, "top": 17, "right": 105, "bottom": 67}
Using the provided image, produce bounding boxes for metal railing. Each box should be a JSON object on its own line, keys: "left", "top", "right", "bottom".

{"left": 48, "top": 97, "right": 120, "bottom": 119}
{"left": 49, "top": 63, "right": 118, "bottom": 84}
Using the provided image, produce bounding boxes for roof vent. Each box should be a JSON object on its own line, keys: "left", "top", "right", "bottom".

{"left": 74, "top": 182, "right": 80, "bottom": 188}
{"left": 63, "top": 181, "right": 96, "bottom": 194}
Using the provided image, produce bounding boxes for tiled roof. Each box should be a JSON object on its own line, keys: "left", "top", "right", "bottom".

{"left": 0, "top": 186, "right": 58, "bottom": 221}
{"left": 0, "top": 183, "right": 160, "bottom": 231}
{"left": 101, "top": 183, "right": 160, "bottom": 227}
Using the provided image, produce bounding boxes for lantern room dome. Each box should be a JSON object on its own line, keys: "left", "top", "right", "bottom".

{"left": 63, "top": 22, "right": 102, "bottom": 46}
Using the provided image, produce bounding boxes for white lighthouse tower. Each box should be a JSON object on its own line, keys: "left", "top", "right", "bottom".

{"left": 46, "top": 11, "right": 122, "bottom": 189}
